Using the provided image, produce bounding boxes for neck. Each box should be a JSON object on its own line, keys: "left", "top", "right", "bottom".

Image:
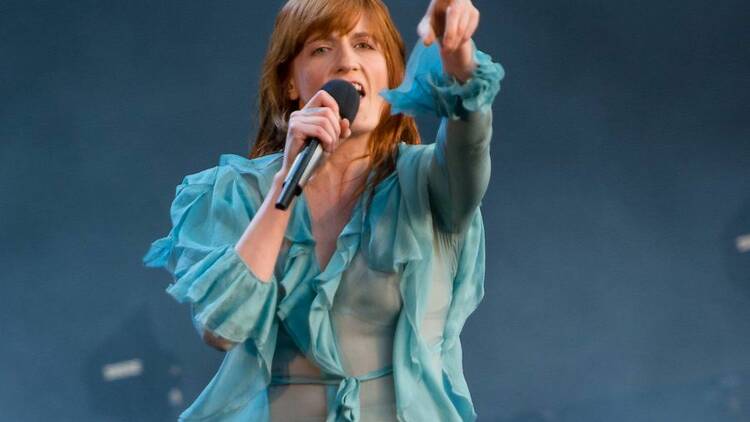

{"left": 307, "top": 132, "right": 371, "bottom": 200}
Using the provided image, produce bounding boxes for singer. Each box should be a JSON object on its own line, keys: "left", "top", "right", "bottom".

{"left": 143, "top": 0, "right": 504, "bottom": 420}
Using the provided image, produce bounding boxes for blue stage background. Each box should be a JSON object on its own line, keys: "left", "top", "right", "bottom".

{"left": 2, "top": 0, "right": 749, "bottom": 420}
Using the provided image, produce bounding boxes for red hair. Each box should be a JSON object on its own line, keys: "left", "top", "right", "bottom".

{"left": 250, "top": 0, "right": 420, "bottom": 204}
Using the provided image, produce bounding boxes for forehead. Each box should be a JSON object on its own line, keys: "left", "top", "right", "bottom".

{"left": 304, "top": 13, "right": 377, "bottom": 43}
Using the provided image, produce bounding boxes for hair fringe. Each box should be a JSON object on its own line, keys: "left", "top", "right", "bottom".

{"left": 249, "top": 0, "right": 420, "bottom": 209}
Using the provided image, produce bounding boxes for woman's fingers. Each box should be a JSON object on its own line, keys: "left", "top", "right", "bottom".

{"left": 442, "top": 2, "right": 464, "bottom": 51}
{"left": 282, "top": 88, "right": 352, "bottom": 173}
{"left": 419, "top": 0, "right": 446, "bottom": 45}
{"left": 303, "top": 89, "right": 348, "bottom": 143}
{"left": 289, "top": 109, "right": 346, "bottom": 153}
{"left": 429, "top": 0, "right": 479, "bottom": 83}
{"left": 304, "top": 107, "right": 341, "bottom": 139}
{"left": 300, "top": 115, "right": 339, "bottom": 151}
{"left": 464, "top": 8, "right": 479, "bottom": 45}
{"left": 295, "top": 121, "right": 335, "bottom": 151}
{"left": 421, "top": 0, "right": 479, "bottom": 52}
{"left": 341, "top": 118, "right": 352, "bottom": 139}
{"left": 418, "top": 14, "right": 435, "bottom": 45}
{"left": 456, "top": 6, "right": 479, "bottom": 46}
{"left": 304, "top": 89, "right": 340, "bottom": 118}
{"left": 443, "top": 1, "right": 479, "bottom": 51}
{"left": 455, "top": 5, "right": 474, "bottom": 46}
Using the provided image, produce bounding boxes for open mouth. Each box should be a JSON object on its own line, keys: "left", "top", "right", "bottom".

{"left": 350, "top": 81, "right": 366, "bottom": 98}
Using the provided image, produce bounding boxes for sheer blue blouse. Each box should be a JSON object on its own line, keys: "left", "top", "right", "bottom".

{"left": 143, "top": 40, "right": 504, "bottom": 421}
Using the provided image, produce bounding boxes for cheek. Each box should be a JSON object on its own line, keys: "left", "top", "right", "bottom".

{"left": 367, "top": 61, "right": 389, "bottom": 110}
{"left": 293, "top": 65, "right": 326, "bottom": 104}
{"left": 375, "top": 60, "right": 389, "bottom": 89}
{"left": 300, "top": 76, "right": 322, "bottom": 102}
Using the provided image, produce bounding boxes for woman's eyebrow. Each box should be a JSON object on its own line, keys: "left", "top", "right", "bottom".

{"left": 304, "top": 32, "right": 330, "bottom": 44}
{"left": 307, "top": 31, "right": 375, "bottom": 44}
{"left": 351, "top": 32, "right": 380, "bottom": 45}
{"left": 351, "top": 31, "right": 374, "bottom": 39}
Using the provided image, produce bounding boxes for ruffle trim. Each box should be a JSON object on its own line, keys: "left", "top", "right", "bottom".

{"left": 380, "top": 40, "right": 505, "bottom": 119}
{"left": 143, "top": 145, "right": 486, "bottom": 421}
{"left": 165, "top": 245, "right": 277, "bottom": 345}
{"left": 272, "top": 147, "right": 433, "bottom": 421}
{"left": 142, "top": 154, "right": 283, "bottom": 377}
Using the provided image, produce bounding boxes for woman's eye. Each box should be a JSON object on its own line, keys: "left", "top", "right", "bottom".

{"left": 355, "top": 42, "right": 375, "bottom": 50}
{"left": 312, "top": 46, "right": 329, "bottom": 55}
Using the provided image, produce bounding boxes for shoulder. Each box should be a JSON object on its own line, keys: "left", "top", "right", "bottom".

{"left": 166, "top": 152, "right": 283, "bottom": 221}
{"left": 178, "top": 152, "right": 283, "bottom": 196}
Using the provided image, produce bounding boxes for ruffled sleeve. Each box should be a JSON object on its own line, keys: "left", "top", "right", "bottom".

{"left": 142, "top": 154, "right": 281, "bottom": 360}
{"left": 383, "top": 40, "right": 505, "bottom": 234}
{"left": 380, "top": 40, "right": 504, "bottom": 119}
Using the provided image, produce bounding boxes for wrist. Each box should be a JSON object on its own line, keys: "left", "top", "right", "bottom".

{"left": 442, "top": 40, "right": 476, "bottom": 84}
{"left": 273, "top": 169, "right": 289, "bottom": 185}
{"left": 450, "top": 65, "right": 476, "bottom": 85}
{"left": 271, "top": 172, "right": 289, "bottom": 201}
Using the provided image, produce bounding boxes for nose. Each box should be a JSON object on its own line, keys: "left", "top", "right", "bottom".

{"left": 334, "top": 44, "right": 360, "bottom": 74}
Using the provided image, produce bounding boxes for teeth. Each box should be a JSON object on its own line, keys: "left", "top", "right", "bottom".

{"left": 351, "top": 82, "right": 365, "bottom": 96}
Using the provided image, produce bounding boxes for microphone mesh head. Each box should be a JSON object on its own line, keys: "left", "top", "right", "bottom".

{"left": 321, "top": 79, "right": 360, "bottom": 123}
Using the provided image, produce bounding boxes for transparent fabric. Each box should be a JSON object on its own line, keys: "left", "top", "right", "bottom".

{"left": 143, "top": 41, "right": 504, "bottom": 421}
{"left": 380, "top": 40, "right": 505, "bottom": 119}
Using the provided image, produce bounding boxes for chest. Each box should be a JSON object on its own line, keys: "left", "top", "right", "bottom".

{"left": 304, "top": 191, "right": 359, "bottom": 270}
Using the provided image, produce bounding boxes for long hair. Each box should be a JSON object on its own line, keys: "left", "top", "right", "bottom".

{"left": 250, "top": 0, "right": 420, "bottom": 205}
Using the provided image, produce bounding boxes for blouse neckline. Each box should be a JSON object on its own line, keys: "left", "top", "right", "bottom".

{"left": 297, "top": 188, "right": 366, "bottom": 274}
{"left": 285, "top": 162, "right": 400, "bottom": 274}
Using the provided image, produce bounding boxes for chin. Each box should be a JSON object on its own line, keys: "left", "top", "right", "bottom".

{"left": 349, "top": 126, "right": 374, "bottom": 138}
{"left": 353, "top": 108, "right": 384, "bottom": 132}
{"left": 350, "top": 116, "right": 377, "bottom": 134}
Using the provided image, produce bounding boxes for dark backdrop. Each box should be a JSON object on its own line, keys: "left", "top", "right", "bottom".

{"left": 2, "top": 0, "right": 749, "bottom": 421}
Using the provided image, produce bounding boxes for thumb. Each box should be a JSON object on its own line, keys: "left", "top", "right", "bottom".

{"left": 418, "top": 15, "right": 436, "bottom": 45}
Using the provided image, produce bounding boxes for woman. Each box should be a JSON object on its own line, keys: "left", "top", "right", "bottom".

{"left": 143, "top": 0, "right": 504, "bottom": 420}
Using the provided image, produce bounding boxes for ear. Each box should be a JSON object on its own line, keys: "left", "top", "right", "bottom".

{"left": 288, "top": 79, "right": 299, "bottom": 101}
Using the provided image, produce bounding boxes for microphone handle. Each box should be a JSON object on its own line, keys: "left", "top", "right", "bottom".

{"left": 275, "top": 138, "right": 322, "bottom": 210}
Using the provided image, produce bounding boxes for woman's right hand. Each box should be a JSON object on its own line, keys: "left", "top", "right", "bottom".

{"left": 279, "top": 90, "right": 352, "bottom": 177}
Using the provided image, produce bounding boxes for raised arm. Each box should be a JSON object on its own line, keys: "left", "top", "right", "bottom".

{"left": 382, "top": 0, "right": 504, "bottom": 232}
{"left": 428, "top": 107, "right": 493, "bottom": 233}
{"left": 422, "top": 0, "right": 502, "bottom": 232}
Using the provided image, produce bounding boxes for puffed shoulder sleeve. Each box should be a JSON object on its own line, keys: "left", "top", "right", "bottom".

{"left": 142, "top": 154, "right": 281, "bottom": 353}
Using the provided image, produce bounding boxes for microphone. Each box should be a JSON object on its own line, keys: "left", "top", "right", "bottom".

{"left": 275, "top": 79, "right": 360, "bottom": 211}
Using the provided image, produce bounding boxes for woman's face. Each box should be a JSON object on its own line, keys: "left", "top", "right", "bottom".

{"left": 288, "top": 14, "right": 389, "bottom": 137}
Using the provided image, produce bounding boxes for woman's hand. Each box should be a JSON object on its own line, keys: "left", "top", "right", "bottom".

{"left": 418, "top": 0, "right": 479, "bottom": 83}
{"left": 279, "top": 90, "right": 352, "bottom": 177}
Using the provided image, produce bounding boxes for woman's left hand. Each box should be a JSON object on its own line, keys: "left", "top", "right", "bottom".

{"left": 418, "top": 0, "right": 479, "bottom": 83}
